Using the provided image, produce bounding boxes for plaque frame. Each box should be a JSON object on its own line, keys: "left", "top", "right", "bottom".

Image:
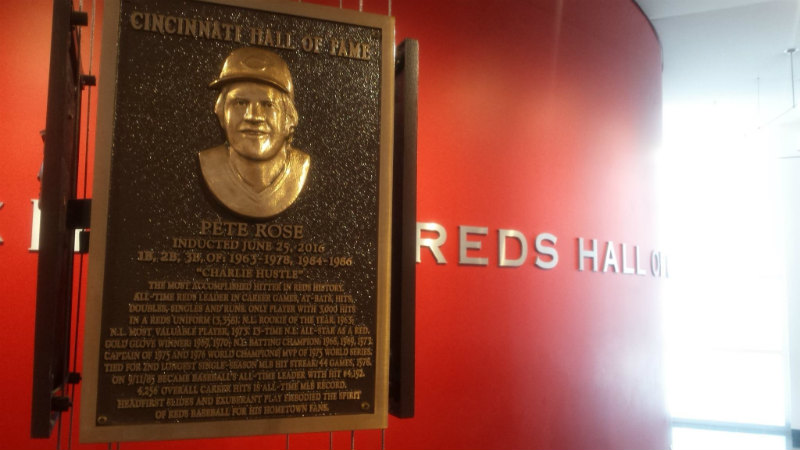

{"left": 30, "top": 0, "right": 88, "bottom": 438}
{"left": 388, "top": 39, "right": 417, "bottom": 419}
{"left": 81, "top": 0, "right": 394, "bottom": 442}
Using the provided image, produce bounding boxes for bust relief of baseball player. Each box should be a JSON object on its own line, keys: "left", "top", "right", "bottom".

{"left": 199, "top": 47, "right": 310, "bottom": 218}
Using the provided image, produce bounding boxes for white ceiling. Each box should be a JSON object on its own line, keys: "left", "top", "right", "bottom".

{"left": 636, "top": 0, "right": 786, "bottom": 19}
{"left": 634, "top": 0, "right": 800, "bottom": 134}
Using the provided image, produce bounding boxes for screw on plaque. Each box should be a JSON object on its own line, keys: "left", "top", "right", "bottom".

{"left": 97, "top": 415, "right": 108, "bottom": 425}
{"left": 360, "top": 401, "right": 370, "bottom": 411}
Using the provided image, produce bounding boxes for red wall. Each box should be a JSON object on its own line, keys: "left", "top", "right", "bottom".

{"left": 0, "top": 0, "right": 667, "bottom": 449}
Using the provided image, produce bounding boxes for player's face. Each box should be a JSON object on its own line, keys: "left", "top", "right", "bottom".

{"left": 223, "top": 82, "right": 289, "bottom": 161}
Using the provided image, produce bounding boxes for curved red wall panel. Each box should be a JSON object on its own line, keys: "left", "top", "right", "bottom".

{"left": 0, "top": 0, "right": 666, "bottom": 449}
{"left": 392, "top": 1, "right": 666, "bottom": 448}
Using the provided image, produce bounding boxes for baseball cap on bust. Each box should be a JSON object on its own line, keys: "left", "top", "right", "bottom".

{"left": 209, "top": 47, "right": 294, "bottom": 98}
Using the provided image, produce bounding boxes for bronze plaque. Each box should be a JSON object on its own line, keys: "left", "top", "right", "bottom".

{"left": 81, "top": 0, "right": 393, "bottom": 442}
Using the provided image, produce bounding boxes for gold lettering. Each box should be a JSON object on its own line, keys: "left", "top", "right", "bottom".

{"left": 151, "top": 14, "right": 164, "bottom": 33}
{"left": 329, "top": 37, "right": 372, "bottom": 60}
{"left": 190, "top": 407, "right": 230, "bottom": 418}
{"left": 102, "top": 222, "right": 383, "bottom": 421}
{"left": 183, "top": 18, "right": 197, "bottom": 36}
{"left": 198, "top": 20, "right": 211, "bottom": 38}
{"left": 249, "top": 27, "right": 263, "bottom": 45}
{"left": 165, "top": 16, "right": 177, "bottom": 34}
{"left": 211, "top": 22, "right": 223, "bottom": 40}
{"left": 253, "top": 223, "right": 303, "bottom": 239}
{"left": 348, "top": 40, "right": 362, "bottom": 59}
{"left": 199, "top": 220, "right": 249, "bottom": 236}
{"left": 222, "top": 23, "right": 235, "bottom": 41}
{"left": 330, "top": 38, "right": 341, "bottom": 55}
{"left": 116, "top": 398, "right": 166, "bottom": 409}
{"left": 130, "top": 12, "right": 144, "bottom": 30}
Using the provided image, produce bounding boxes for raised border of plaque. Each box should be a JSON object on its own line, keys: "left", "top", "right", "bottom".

{"left": 81, "top": 0, "right": 394, "bottom": 442}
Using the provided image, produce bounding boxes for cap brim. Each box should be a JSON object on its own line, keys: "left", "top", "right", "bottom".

{"left": 208, "top": 76, "right": 291, "bottom": 95}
